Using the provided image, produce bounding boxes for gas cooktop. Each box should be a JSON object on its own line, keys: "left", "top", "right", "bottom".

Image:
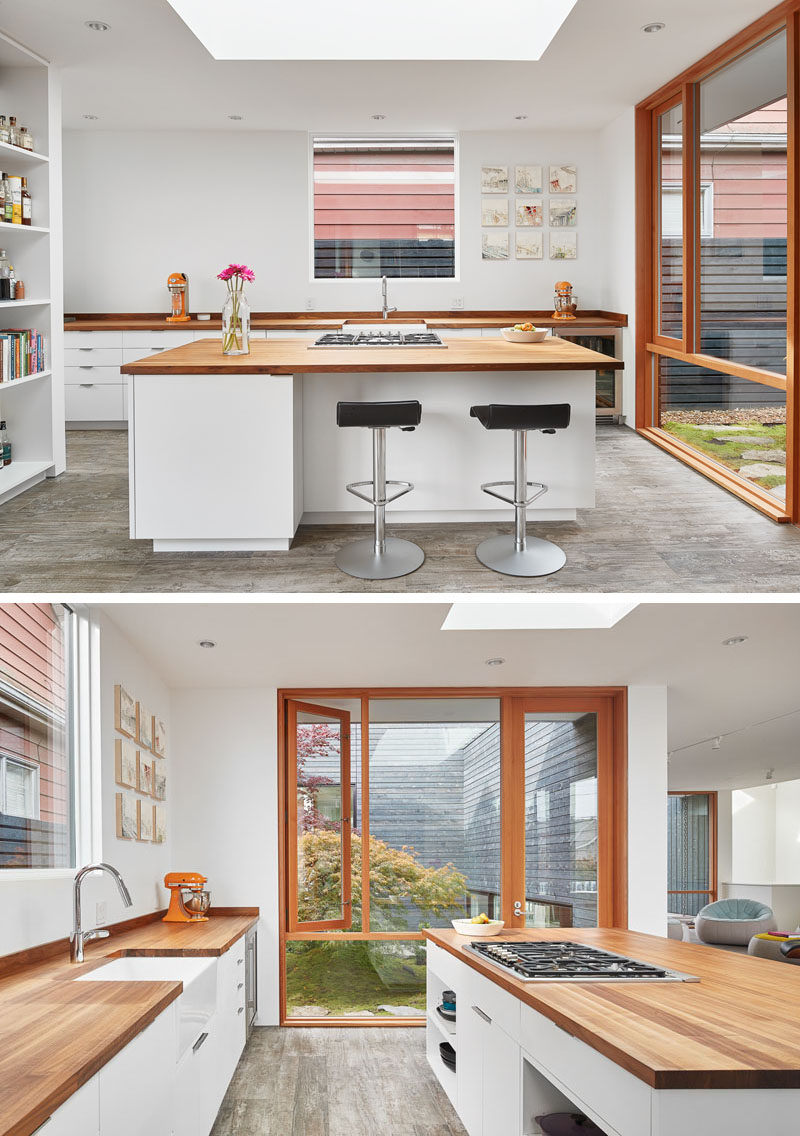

{"left": 465, "top": 941, "right": 698, "bottom": 982}
{"left": 310, "top": 330, "right": 447, "bottom": 348}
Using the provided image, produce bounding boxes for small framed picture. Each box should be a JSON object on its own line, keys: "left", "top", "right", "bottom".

{"left": 550, "top": 232, "right": 577, "bottom": 260}
{"left": 154, "top": 805, "right": 167, "bottom": 844}
{"left": 116, "top": 791, "right": 138, "bottom": 840}
{"left": 153, "top": 715, "right": 167, "bottom": 758}
{"left": 549, "top": 164, "right": 577, "bottom": 193}
{"left": 153, "top": 759, "right": 167, "bottom": 801}
{"left": 481, "top": 165, "right": 508, "bottom": 193}
{"left": 515, "top": 200, "right": 542, "bottom": 227}
{"left": 138, "top": 754, "right": 155, "bottom": 796}
{"left": 516, "top": 231, "right": 543, "bottom": 259}
{"left": 137, "top": 703, "right": 153, "bottom": 751}
{"left": 115, "top": 684, "right": 137, "bottom": 740}
{"left": 115, "top": 739, "right": 139, "bottom": 790}
{"left": 515, "top": 165, "right": 543, "bottom": 195}
{"left": 482, "top": 231, "right": 509, "bottom": 260}
{"left": 138, "top": 799, "right": 154, "bottom": 842}
{"left": 481, "top": 197, "right": 508, "bottom": 227}
{"left": 549, "top": 198, "right": 577, "bottom": 227}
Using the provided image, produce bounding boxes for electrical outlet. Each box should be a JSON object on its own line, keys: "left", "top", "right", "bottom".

{"left": 452, "top": 296, "right": 465, "bottom": 310}
{"left": 96, "top": 900, "right": 108, "bottom": 925}
{"left": 305, "top": 297, "right": 315, "bottom": 311}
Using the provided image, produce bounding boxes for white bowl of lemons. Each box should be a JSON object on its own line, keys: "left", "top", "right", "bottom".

{"left": 502, "top": 323, "right": 548, "bottom": 343}
{"left": 451, "top": 914, "right": 505, "bottom": 937}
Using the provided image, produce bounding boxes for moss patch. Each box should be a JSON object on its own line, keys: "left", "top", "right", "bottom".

{"left": 286, "top": 940, "right": 427, "bottom": 1017}
{"left": 662, "top": 419, "right": 786, "bottom": 484}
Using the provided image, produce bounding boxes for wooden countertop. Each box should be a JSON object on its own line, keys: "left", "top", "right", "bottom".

{"left": 121, "top": 335, "right": 622, "bottom": 375}
{"left": 66, "top": 310, "right": 627, "bottom": 332}
{"left": 424, "top": 926, "right": 800, "bottom": 1090}
{"left": 0, "top": 910, "right": 258, "bottom": 1136}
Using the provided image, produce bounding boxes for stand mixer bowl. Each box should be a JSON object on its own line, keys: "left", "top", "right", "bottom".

{"left": 181, "top": 887, "right": 211, "bottom": 916}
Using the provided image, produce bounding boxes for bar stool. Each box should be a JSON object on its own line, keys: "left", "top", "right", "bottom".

{"left": 335, "top": 400, "right": 424, "bottom": 580}
{"left": 469, "top": 402, "right": 571, "bottom": 577}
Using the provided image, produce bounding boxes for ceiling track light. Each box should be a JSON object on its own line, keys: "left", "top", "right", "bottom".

{"left": 722, "top": 635, "right": 749, "bottom": 647}
{"left": 198, "top": 639, "right": 217, "bottom": 649}
{"left": 711, "top": 736, "right": 722, "bottom": 750}
{"left": 84, "top": 20, "right": 110, "bottom": 31}
{"left": 82, "top": 114, "right": 99, "bottom": 121}
{"left": 484, "top": 657, "right": 505, "bottom": 666}
{"left": 766, "top": 768, "right": 775, "bottom": 780}
{"left": 227, "top": 114, "right": 243, "bottom": 121}
{"left": 642, "top": 21, "right": 665, "bottom": 33}
{"left": 370, "top": 114, "right": 386, "bottom": 120}
{"left": 514, "top": 114, "right": 528, "bottom": 121}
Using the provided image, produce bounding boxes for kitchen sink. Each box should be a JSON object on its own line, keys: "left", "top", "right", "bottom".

{"left": 75, "top": 956, "right": 217, "bottom": 1058}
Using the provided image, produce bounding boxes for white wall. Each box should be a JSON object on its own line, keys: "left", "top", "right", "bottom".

{"left": 627, "top": 686, "right": 669, "bottom": 937}
{"left": 170, "top": 688, "right": 277, "bottom": 1026}
{"left": 775, "top": 779, "right": 800, "bottom": 883}
{"left": 600, "top": 107, "right": 637, "bottom": 422}
{"left": 731, "top": 784, "right": 776, "bottom": 882}
{"left": 63, "top": 129, "right": 613, "bottom": 315}
{"left": 0, "top": 612, "right": 170, "bottom": 956}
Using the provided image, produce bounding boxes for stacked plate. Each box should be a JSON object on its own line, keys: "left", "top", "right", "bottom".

{"left": 436, "top": 988, "right": 456, "bottom": 1023}
{"left": 439, "top": 1041, "right": 456, "bottom": 1071}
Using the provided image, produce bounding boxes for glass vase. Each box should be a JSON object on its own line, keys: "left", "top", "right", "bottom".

{"left": 221, "top": 287, "right": 250, "bottom": 355}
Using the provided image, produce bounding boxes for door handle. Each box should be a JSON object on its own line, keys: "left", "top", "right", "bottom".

{"left": 238, "top": 1006, "right": 244, "bottom": 1014}
{"left": 79, "top": 383, "right": 95, "bottom": 388}
{"left": 192, "top": 1032, "right": 209, "bottom": 1052}
{"left": 237, "top": 982, "right": 244, "bottom": 990}
{"left": 78, "top": 346, "right": 92, "bottom": 350}
{"left": 472, "top": 1005, "right": 492, "bottom": 1024}
{"left": 79, "top": 365, "right": 93, "bottom": 369}
{"left": 513, "top": 901, "right": 524, "bottom": 917}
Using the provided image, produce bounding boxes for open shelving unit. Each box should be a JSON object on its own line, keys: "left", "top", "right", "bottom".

{"left": 426, "top": 954, "right": 458, "bottom": 1110}
{"left": 0, "top": 29, "right": 63, "bottom": 507}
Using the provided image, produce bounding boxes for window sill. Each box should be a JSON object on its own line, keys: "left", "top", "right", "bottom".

{"left": 0, "top": 867, "right": 75, "bottom": 881}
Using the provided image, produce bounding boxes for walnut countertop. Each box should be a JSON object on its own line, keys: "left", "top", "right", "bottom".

{"left": 0, "top": 909, "right": 258, "bottom": 1136}
{"left": 121, "top": 335, "right": 622, "bottom": 375}
{"left": 424, "top": 926, "right": 800, "bottom": 1090}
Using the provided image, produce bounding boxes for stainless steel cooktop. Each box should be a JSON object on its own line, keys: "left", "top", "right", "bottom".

{"left": 465, "top": 940, "right": 699, "bottom": 983}
{"left": 310, "top": 330, "right": 446, "bottom": 348}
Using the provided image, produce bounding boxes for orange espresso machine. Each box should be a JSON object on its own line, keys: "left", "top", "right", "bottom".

{"left": 166, "top": 272, "right": 190, "bottom": 323}
{"left": 163, "top": 871, "right": 211, "bottom": 922}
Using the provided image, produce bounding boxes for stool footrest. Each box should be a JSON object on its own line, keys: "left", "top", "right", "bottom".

{"left": 480, "top": 479, "right": 548, "bottom": 508}
{"left": 345, "top": 479, "right": 414, "bottom": 507}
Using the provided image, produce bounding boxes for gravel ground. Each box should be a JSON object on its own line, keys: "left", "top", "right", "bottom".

{"left": 663, "top": 409, "right": 786, "bottom": 425}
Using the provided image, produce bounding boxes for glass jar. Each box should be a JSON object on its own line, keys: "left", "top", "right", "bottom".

{"left": 221, "top": 287, "right": 250, "bottom": 355}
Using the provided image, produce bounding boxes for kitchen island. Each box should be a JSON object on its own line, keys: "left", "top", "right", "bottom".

{"left": 423, "top": 926, "right": 800, "bottom": 1136}
{"left": 121, "top": 335, "right": 621, "bottom": 552}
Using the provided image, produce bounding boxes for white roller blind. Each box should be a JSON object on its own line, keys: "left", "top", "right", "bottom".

{"left": 3, "top": 758, "right": 36, "bottom": 819}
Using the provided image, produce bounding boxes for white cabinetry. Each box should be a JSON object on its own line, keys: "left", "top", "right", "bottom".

{"left": 64, "top": 330, "right": 124, "bottom": 426}
{"left": 98, "top": 1004, "right": 176, "bottom": 1136}
{"left": 36, "top": 1075, "right": 100, "bottom": 1136}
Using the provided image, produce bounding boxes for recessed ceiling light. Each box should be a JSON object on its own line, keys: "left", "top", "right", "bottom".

{"left": 485, "top": 657, "right": 505, "bottom": 666}
{"left": 642, "top": 21, "right": 665, "bottom": 33}
{"left": 227, "top": 114, "right": 243, "bottom": 120}
{"left": 82, "top": 114, "right": 100, "bottom": 121}
{"left": 370, "top": 114, "right": 386, "bottom": 120}
{"left": 198, "top": 639, "right": 217, "bottom": 649}
{"left": 722, "top": 635, "right": 748, "bottom": 647}
{"left": 84, "top": 20, "right": 110, "bottom": 31}
{"left": 514, "top": 114, "right": 528, "bottom": 121}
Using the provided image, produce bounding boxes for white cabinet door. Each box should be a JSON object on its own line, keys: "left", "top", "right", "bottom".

{"left": 64, "top": 330, "right": 123, "bottom": 348}
{"left": 65, "top": 383, "right": 125, "bottom": 422}
{"left": 482, "top": 1017, "right": 520, "bottom": 1136}
{"left": 456, "top": 1001, "right": 486, "bottom": 1136}
{"left": 98, "top": 1006, "right": 176, "bottom": 1136}
{"left": 38, "top": 1076, "right": 100, "bottom": 1136}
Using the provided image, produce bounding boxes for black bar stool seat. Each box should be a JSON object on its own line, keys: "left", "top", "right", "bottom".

{"left": 470, "top": 401, "right": 571, "bottom": 578}
{"left": 334, "top": 399, "right": 424, "bottom": 581}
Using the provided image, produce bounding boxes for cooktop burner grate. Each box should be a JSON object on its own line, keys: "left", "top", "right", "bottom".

{"left": 464, "top": 941, "right": 698, "bottom": 982}
{"left": 310, "top": 330, "right": 447, "bottom": 348}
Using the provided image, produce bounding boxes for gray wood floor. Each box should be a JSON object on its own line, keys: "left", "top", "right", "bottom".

{"left": 2, "top": 426, "right": 800, "bottom": 591}
{"left": 210, "top": 1027, "right": 465, "bottom": 1136}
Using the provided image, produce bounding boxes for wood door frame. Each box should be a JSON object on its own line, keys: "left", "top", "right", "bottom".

{"left": 667, "top": 790, "right": 719, "bottom": 910}
{"left": 277, "top": 686, "right": 628, "bottom": 1027}
{"left": 635, "top": 0, "right": 798, "bottom": 522}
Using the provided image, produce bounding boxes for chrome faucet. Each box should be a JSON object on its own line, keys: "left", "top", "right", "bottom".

{"left": 71, "top": 862, "right": 132, "bottom": 963}
{"left": 380, "top": 275, "right": 397, "bottom": 320}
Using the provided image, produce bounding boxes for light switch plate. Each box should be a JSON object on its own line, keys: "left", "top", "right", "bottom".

{"left": 452, "top": 296, "right": 464, "bottom": 310}
{"left": 305, "top": 297, "right": 315, "bottom": 310}
{"left": 96, "top": 900, "right": 108, "bottom": 925}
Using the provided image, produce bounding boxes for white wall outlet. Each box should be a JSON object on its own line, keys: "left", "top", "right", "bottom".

{"left": 452, "top": 296, "right": 465, "bottom": 310}
{"left": 305, "top": 297, "right": 315, "bottom": 311}
{"left": 96, "top": 900, "right": 108, "bottom": 926}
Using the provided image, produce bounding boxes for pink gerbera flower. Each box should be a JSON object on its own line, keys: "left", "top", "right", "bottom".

{"left": 217, "top": 263, "right": 255, "bottom": 283}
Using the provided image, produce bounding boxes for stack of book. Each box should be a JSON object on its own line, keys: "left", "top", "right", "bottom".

{"left": 0, "top": 328, "right": 44, "bottom": 381}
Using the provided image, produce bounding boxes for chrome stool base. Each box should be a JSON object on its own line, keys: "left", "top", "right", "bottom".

{"left": 475, "top": 533, "right": 566, "bottom": 577}
{"left": 335, "top": 536, "right": 425, "bottom": 580}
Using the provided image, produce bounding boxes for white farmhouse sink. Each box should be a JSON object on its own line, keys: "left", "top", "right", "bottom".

{"left": 76, "top": 956, "right": 217, "bottom": 1059}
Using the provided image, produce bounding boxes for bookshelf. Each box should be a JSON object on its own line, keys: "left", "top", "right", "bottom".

{"left": 0, "top": 29, "right": 63, "bottom": 507}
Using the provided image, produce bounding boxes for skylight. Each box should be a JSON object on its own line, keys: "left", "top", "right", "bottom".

{"left": 441, "top": 601, "right": 639, "bottom": 632}
{"left": 166, "top": 0, "right": 577, "bottom": 61}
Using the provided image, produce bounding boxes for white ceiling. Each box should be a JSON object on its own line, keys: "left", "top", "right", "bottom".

{"left": 97, "top": 599, "right": 800, "bottom": 791}
{"left": 0, "top": 0, "right": 781, "bottom": 131}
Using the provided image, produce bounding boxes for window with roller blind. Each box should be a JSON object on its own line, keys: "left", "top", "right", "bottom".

{"left": 0, "top": 603, "right": 75, "bottom": 869}
{"left": 312, "top": 136, "right": 456, "bottom": 279}
{"left": 662, "top": 184, "right": 714, "bottom": 237}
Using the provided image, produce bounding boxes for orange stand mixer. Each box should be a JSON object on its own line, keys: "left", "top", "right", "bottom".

{"left": 166, "top": 272, "right": 190, "bottom": 323}
{"left": 163, "top": 871, "right": 211, "bottom": 922}
{"left": 552, "top": 280, "right": 577, "bottom": 321}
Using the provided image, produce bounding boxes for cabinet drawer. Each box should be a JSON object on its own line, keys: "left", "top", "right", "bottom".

{"left": 65, "top": 347, "right": 123, "bottom": 366}
{"left": 65, "top": 365, "right": 122, "bottom": 386}
{"left": 122, "top": 346, "right": 177, "bottom": 364}
{"left": 461, "top": 964, "right": 520, "bottom": 1042}
{"left": 426, "top": 942, "right": 463, "bottom": 991}
{"left": 520, "top": 1004, "right": 651, "bottom": 1136}
{"left": 122, "top": 330, "right": 195, "bottom": 348}
{"left": 66, "top": 383, "right": 124, "bottom": 421}
{"left": 64, "top": 330, "right": 122, "bottom": 348}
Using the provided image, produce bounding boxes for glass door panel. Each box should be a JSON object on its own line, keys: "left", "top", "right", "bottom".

{"left": 668, "top": 792, "right": 716, "bottom": 915}
{"left": 658, "top": 102, "right": 684, "bottom": 339}
{"left": 522, "top": 712, "right": 599, "bottom": 929}
{"left": 287, "top": 700, "right": 352, "bottom": 931}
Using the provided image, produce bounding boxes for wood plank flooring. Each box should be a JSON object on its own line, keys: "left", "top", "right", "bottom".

{"left": 2, "top": 426, "right": 800, "bottom": 591}
{"left": 210, "top": 1027, "right": 465, "bottom": 1136}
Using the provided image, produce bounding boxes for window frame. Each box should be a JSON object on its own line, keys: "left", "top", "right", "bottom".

{"left": 667, "top": 790, "right": 718, "bottom": 914}
{"left": 0, "top": 753, "right": 40, "bottom": 819}
{"left": 636, "top": 3, "right": 799, "bottom": 523}
{"left": 307, "top": 132, "right": 461, "bottom": 285}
